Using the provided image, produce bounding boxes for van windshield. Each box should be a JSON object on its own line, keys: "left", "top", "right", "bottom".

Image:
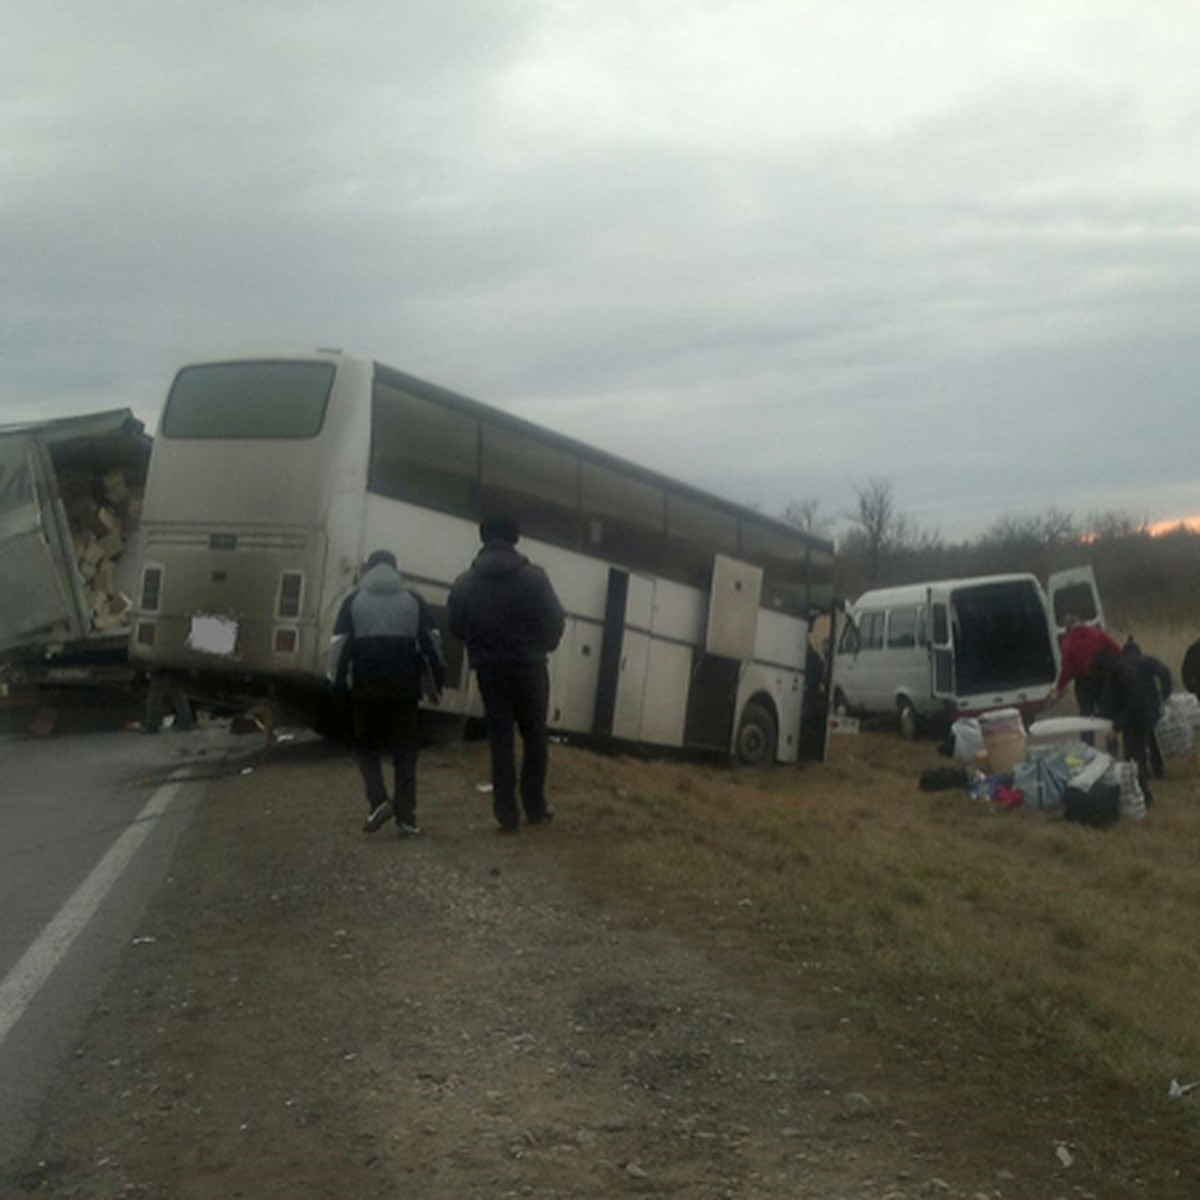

{"left": 162, "top": 361, "right": 335, "bottom": 439}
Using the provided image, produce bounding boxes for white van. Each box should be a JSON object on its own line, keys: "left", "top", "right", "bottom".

{"left": 831, "top": 569, "right": 1102, "bottom": 738}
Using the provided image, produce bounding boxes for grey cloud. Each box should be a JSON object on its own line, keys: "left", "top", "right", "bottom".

{"left": 2, "top": 3, "right": 1198, "bottom": 540}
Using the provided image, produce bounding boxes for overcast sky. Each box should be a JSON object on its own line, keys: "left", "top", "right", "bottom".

{"left": 4, "top": 1, "right": 1198, "bottom": 541}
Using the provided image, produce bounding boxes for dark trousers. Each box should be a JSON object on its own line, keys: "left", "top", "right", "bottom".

{"left": 352, "top": 695, "right": 420, "bottom": 825}
{"left": 476, "top": 661, "right": 551, "bottom": 828}
{"left": 1123, "top": 721, "right": 1156, "bottom": 807}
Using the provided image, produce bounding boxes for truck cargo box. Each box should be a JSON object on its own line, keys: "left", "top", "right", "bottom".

{"left": 0, "top": 409, "right": 151, "bottom": 677}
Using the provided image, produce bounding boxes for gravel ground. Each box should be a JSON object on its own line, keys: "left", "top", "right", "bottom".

{"left": 9, "top": 737, "right": 1055, "bottom": 1199}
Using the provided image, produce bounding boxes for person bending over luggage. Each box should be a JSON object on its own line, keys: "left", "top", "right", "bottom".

{"left": 1119, "top": 645, "right": 1173, "bottom": 779}
{"left": 1053, "top": 615, "right": 1122, "bottom": 715}
{"left": 1092, "top": 648, "right": 1170, "bottom": 806}
{"left": 1052, "top": 615, "right": 1122, "bottom": 746}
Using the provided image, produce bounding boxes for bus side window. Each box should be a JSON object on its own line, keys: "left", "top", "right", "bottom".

{"left": 370, "top": 383, "right": 479, "bottom": 515}
{"left": 481, "top": 425, "right": 580, "bottom": 546}
{"left": 740, "top": 521, "right": 809, "bottom": 616}
{"left": 663, "top": 494, "right": 738, "bottom": 588}
{"left": 581, "top": 462, "right": 664, "bottom": 573}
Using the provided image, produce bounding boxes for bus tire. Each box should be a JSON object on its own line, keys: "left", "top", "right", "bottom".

{"left": 736, "top": 700, "right": 778, "bottom": 768}
{"left": 898, "top": 697, "right": 919, "bottom": 741}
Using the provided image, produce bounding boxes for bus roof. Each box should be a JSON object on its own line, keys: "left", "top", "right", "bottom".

{"left": 175, "top": 350, "right": 835, "bottom": 562}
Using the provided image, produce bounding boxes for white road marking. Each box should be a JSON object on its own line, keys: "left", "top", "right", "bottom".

{"left": 0, "top": 782, "right": 183, "bottom": 1049}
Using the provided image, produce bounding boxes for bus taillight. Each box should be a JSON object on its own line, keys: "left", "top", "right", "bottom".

{"left": 278, "top": 572, "right": 304, "bottom": 619}
{"left": 273, "top": 627, "right": 298, "bottom": 655}
{"left": 140, "top": 566, "right": 163, "bottom": 613}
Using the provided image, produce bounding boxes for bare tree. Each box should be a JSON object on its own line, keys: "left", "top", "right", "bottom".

{"left": 781, "top": 498, "right": 833, "bottom": 538}
{"left": 851, "top": 478, "right": 897, "bottom": 579}
{"left": 1084, "top": 510, "right": 1150, "bottom": 541}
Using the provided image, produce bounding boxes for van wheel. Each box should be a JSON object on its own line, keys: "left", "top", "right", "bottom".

{"left": 736, "top": 701, "right": 778, "bottom": 768}
{"left": 898, "top": 698, "right": 919, "bottom": 741}
{"left": 832, "top": 688, "right": 849, "bottom": 717}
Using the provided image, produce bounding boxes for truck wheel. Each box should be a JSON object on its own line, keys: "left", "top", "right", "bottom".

{"left": 898, "top": 697, "right": 919, "bottom": 741}
{"left": 736, "top": 700, "right": 778, "bottom": 768}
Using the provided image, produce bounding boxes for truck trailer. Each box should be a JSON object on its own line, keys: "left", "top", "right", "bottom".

{"left": 0, "top": 409, "right": 151, "bottom": 686}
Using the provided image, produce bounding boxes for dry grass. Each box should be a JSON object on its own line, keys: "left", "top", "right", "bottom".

{"left": 529, "top": 701, "right": 1200, "bottom": 1189}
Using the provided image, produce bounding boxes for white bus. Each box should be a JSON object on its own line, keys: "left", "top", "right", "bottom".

{"left": 130, "top": 352, "right": 834, "bottom": 764}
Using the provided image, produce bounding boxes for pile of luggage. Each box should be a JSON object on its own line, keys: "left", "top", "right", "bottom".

{"left": 929, "top": 697, "right": 1200, "bottom": 827}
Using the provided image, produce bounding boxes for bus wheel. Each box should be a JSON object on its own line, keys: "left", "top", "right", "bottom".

{"left": 736, "top": 701, "right": 778, "bottom": 768}
{"left": 898, "top": 697, "right": 919, "bottom": 741}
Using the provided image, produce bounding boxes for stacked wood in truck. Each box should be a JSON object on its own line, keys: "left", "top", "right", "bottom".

{"left": 60, "top": 467, "right": 144, "bottom": 633}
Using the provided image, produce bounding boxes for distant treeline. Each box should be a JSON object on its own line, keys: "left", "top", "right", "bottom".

{"left": 827, "top": 501, "right": 1200, "bottom": 627}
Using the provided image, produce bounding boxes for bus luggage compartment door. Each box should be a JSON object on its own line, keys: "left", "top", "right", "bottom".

{"left": 594, "top": 568, "right": 655, "bottom": 742}
{"left": 705, "top": 554, "right": 763, "bottom": 661}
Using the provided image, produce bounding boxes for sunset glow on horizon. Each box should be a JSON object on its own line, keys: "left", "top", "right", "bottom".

{"left": 1149, "top": 515, "right": 1200, "bottom": 536}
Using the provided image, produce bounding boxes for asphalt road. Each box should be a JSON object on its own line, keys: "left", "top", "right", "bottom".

{"left": 0, "top": 722, "right": 262, "bottom": 1172}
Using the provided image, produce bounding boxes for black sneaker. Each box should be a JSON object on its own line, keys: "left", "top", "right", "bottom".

{"left": 397, "top": 821, "right": 422, "bottom": 837}
{"left": 363, "top": 802, "right": 392, "bottom": 833}
{"left": 527, "top": 806, "right": 555, "bottom": 826}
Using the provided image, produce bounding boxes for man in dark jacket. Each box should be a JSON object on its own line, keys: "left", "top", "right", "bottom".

{"left": 448, "top": 517, "right": 565, "bottom": 833}
{"left": 1182, "top": 637, "right": 1200, "bottom": 698}
{"left": 333, "top": 549, "right": 445, "bottom": 836}
{"left": 1094, "top": 648, "right": 1172, "bottom": 804}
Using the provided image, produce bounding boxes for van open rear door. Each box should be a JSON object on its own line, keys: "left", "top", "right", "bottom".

{"left": 1047, "top": 566, "right": 1105, "bottom": 638}
{"left": 927, "top": 585, "right": 956, "bottom": 704}
{"left": 0, "top": 432, "right": 80, "bottom": 652}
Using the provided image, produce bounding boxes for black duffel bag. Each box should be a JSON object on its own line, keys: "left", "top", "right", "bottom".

{"left": 1062, "top": 782, "right": 1121, "bottom": 828}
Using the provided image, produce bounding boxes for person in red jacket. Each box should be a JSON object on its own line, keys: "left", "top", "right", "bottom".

{"left": 1052, "top": 615, "right": 1123, "bottom": 735}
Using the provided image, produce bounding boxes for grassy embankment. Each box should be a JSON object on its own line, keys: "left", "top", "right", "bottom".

{"left": 534, "top": 619, "right": 1200, "bottom": 1188}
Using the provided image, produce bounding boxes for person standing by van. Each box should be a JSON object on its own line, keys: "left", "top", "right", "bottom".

{"left": 449, "top": 517, "right": 565, "bottom": 833}
{"left": 1182, "top": 637, "right": 1200, "bottom": 698}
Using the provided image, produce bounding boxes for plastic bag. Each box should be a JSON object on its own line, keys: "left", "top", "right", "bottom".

{"left": 1014, "top": 747, "right": 1070, "bottom": 811}
{"left": 1156, "top": 695, "right": 1197, "bottom": 758}
{"left": 950, "top": 718, "right": 984, "bottom": 764}
{"left": 1104, "top": 760, "right": 1147, "bottom": 821}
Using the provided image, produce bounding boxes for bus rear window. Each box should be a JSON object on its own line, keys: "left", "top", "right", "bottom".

{"left": 162, "top": 362, "right": 336, "bottom": 438}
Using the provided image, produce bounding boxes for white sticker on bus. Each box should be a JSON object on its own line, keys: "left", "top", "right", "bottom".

{"left": 186, "top": 614, "right": 238, "bottom": 657}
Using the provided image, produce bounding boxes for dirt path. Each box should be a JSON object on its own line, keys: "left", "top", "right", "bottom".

{"left": 14, "top": 740, "right": 997, "bottom": 1199}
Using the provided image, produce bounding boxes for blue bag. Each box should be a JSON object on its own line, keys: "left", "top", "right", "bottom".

{"left": 1013, "top": 747, "right": 1070, "bottom": 811}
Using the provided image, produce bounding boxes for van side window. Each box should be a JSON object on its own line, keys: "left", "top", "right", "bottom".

{"left": 861, "top": 611, "right": 884, "bottom": 651}
{"left": 887, "top": 607, "right": 919, "bottom": 649}
{"left": 837, "top": 621, "right": 860, "bottom": 654}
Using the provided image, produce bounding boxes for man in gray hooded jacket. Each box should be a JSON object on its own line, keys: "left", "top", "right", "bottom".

{"left": 449, "top": 517, "right": 565, "bottom": 832}
{"left": 333, "top": 549, "right": 445, "bottom": 835}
